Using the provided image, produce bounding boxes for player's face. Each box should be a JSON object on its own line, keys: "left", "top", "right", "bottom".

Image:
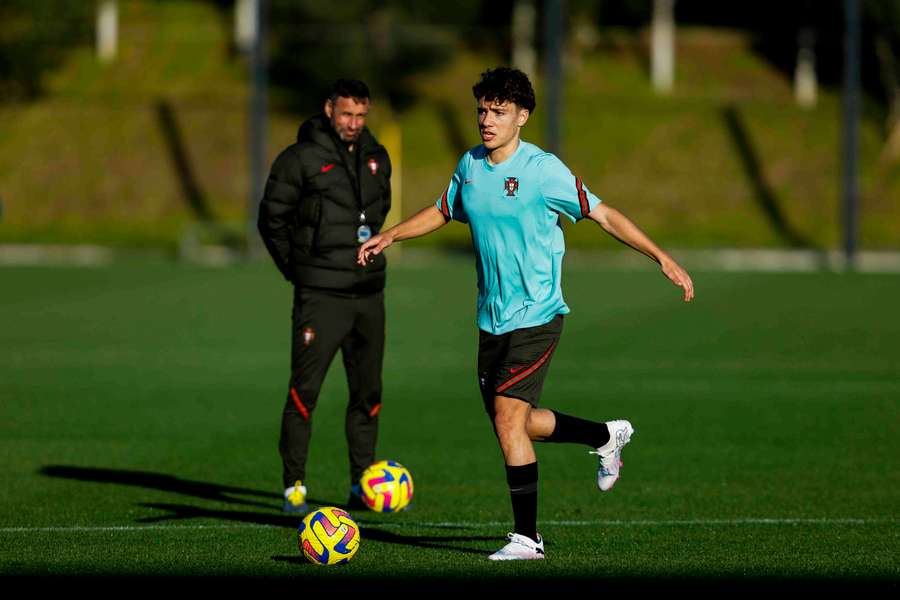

{"left": 325, "top": 96, "right": 370, "bottom": 143}
{"left": 477, "top": 98, "right": 529, "bottom": 150}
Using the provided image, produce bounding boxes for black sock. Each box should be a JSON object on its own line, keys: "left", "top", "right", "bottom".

{"left": 545, "top": 410, "right": 610, "bottom": 448}
{"left": 505, "top": 462, "right": 538, "bottom": 542}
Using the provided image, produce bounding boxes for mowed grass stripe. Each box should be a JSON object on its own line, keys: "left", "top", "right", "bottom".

{"left": 2, "top": 517, "right": 897, "bottom": 533}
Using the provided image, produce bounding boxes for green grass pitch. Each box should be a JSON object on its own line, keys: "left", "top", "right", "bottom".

{"left": 1, "top": 255, "right": 897, "bottom": 588}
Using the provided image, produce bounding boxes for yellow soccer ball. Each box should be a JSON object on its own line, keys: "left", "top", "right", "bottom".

{"left": 360, "top": 460, "right": 414, "bottom": 513}
{"left": 298, "top": 507, "right": 360, "bottom": 565}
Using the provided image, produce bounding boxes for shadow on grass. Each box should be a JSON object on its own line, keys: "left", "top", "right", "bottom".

{"left": 721, "top": 104, "right": 815, "bottom": 249}
{"left": 140, "top": 502, "right": 495, "bottom": 556}
{"left": 38, "top": 465, "right": 315, "bottom": 511}
{"left": 38, "top": 465, "right": 498, "bottom": 557}
{"left": 155, "top": 99, "right": 214, "bottom": 223}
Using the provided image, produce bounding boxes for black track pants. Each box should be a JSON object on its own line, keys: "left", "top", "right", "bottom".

{"left": 279, "top": 287, "right": 384, "bottom": 488}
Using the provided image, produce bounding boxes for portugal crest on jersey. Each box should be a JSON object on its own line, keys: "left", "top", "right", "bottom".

{"left": 504, "top": 177, "right": 519, "bottom": 197}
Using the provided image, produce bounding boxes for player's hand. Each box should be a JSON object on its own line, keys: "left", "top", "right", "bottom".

{"left": 357, "top": 232, "right": 394, "bottom": 266}
{"left": 661, "top": 258, "right": 694, "bottom": 302}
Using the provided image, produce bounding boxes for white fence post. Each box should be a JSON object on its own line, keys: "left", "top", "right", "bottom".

{"left": 96, "top": 0, "right": 118, "bottom": 63}
{"left": 235, "top": 0, "right": 257, "bottom": 53}
{"left": 651, "top": 0, "right": 675, "bottom": 94}
{"left": 795, "top": 29, "right": 818, "bottom": 108}
{"left": 512, "top": 0, "right": 537, "bottom": 76}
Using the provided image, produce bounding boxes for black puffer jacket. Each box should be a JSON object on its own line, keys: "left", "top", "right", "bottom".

{"left": 258, "top": 114, "right": 391, "bottom": 294}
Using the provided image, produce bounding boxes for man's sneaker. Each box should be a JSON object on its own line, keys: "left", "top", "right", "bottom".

{"left": 487, "top": 532, "right": 545, "bottom": 561}
{"left": 590, "top": 420, "right": 634, "bottom": 492}
{"left": 283, "top": 480, "right": 308, "bottom": 514}
{"left": 347, "top": 483, "right": 367, "bottom": 510}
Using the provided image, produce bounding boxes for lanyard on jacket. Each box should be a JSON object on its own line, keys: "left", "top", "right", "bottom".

{"left": 331, "top": 134, "right": 367, "bottom": 223}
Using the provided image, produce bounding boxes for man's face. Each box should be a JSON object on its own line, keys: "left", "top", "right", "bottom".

{"left": 477, "top": 98, "right": 529, "bottom": 150}
{"left": 325, "top": 96, "right": 370, "bottom": 143}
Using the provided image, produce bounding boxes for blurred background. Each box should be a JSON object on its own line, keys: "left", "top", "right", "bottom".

{"left": 0, "top": 0, "right": 898, "bottom": 265}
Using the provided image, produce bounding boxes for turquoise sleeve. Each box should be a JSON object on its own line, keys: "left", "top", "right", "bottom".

{"left": 435, "top": 156, "right": 468, "bottom": 223}
{"left": 540, "top": 154, "right": 601, "bottom": 223}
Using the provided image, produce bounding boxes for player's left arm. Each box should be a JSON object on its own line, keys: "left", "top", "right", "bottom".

{"left": 588, "top": 203, "right": 694, "bottom": 302}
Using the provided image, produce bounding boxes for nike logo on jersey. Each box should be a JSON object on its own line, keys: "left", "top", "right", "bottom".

{"left": 321, "top": 164, "right": 335, "bottom": 173}
{"left": 464, "top": 179, "right": 473, "bottom": 185}
{"left": 509, "top": 366, "right": 523, "bottom": 374}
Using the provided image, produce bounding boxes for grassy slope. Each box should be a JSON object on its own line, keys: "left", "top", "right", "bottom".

{"left": 0, "top": 259, "right": 897, "bottom": 581}
{"left": 0, "top": 2, "right": 897, "bottom": 248}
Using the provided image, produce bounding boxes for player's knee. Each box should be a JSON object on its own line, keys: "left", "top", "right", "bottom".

{"left": 285, "top": 387, "right": 316, "bottom": 421}
{"left": 525, "top": 411, "right": 542, "bottom": 440}
{"left": 492, "top": 404, "right": 528, "bottom": 439}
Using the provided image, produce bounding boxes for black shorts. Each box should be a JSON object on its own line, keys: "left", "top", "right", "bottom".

{"left": 477, "top": 315, "right": 563, "bottom": 414}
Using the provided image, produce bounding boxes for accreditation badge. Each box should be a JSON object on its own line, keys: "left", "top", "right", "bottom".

{"left": 357, "top": 224, "right": 372, "bottom": 244}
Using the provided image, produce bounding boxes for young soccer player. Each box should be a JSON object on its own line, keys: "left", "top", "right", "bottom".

{"left": 357, "top": 67, "right": 694, "bottom": 560}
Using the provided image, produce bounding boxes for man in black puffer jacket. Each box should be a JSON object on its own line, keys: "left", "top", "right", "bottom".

{"left": 258, "top": 79, "right": 391, "bottom": 513}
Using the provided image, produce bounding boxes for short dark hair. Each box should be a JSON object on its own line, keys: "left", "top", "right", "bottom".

{"left": 329, "top": 79, "right": 370, "bottom": 103}
{"left": 472, "top": 67, "right": 536, "bottom": 113}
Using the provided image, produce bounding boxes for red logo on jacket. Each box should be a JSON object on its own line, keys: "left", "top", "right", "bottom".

{"left": 367, "top": 158, "right": 378, "bottom": 175}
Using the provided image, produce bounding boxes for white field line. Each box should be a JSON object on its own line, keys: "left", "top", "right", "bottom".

{"left": 0, "top": 517, "right": 896, "bottom": 534}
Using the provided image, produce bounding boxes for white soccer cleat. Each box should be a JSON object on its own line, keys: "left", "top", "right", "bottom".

{"left": 591, "top": 420, "right": 634, "bottom": 492}
{"left": 487, "top": 532, "right": 545, "bottom": 561}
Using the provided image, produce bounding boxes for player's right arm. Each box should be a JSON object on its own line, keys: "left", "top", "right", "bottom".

{"left": 358, "top": 158, "right": 468, "bottom": 265}
{"left": 357, "top": 205, "right": 447, "bottom": 265}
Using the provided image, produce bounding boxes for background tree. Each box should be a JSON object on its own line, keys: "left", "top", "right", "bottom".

{"left": 0, "top": 0, "right": 93, "bottom": 101}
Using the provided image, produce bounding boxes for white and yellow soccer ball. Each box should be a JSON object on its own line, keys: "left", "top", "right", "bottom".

{"left": 298, "top": 507, "right": 360, "bottom": 565}
{"left": 360, "top": 460, "right": 414, "bottom": 513}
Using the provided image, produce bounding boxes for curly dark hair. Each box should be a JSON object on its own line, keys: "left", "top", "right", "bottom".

{"left": 472, "top": 67, "right": 536, "bottom": 113}
{"left": 329, "top": 78, "right": 370, "bottom": 103}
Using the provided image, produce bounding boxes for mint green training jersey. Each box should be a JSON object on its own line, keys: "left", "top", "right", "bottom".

{"left": 435, "top": 141, "right": 601, "bottom": 335}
